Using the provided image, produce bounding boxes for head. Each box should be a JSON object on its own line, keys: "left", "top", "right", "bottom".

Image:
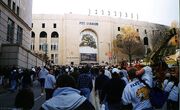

{"left": 49, "top": 68, "right": 54, "bottom": 74}
{"left": 56, "top": 74, "right": 76, "bottom": 88}
{"left": 128, "top": 67, "right": 138, "bottom": 80}
{"left": 111, "top": 68, "right": 120, "bottom": 78}
{"left": 99, "top": 68, "right": 105, "bottom": 75}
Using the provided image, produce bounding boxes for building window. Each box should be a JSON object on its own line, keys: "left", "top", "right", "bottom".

{"left": 12, "top": 2, "right": 15, "bottom": 12}
{"left": 51, "top": 43, "right": 58, "bottom": 51}
{"left": 144, "top": 29, "right": 147, "bottom": 34}
{"left": 40, "top": 31, "right": 47, "bottom": 38}
{"left": 136, "top": 29, "right": 139, "bottom": 32}
{"left": 32, "top": 23, "right": 33, "bottom": 28}
{"left": 42, "top": 23, "right": 45, "bottom": 28}
{"left": 118, "top": 27, "right": 120, "bottom": 31}
{"left": 39, "top": 44, "right": 43, "bottom": 50}
{"left": 51, "top": 31, "right": 59, "bottom": 38}
{"left": 55, "top": 54, "right": 58, "bottom": 64}
{"left": 51, "top": 54, "right": 58, "bottom": 64}
{"left": 152, "top": 30, "right": 154, "bottom": 36}
{"left": 16, "top": 6, "right": 19, "bottom": 15}
{"left": 7, "top": 18, "right": 14, "bottom": 43}
{"left": 31, "top": 31, "right": 35, "bottom": 38}
{"left": 17, "top": 25, "right": 23, "bottom": 45}
{"left": 8, "top": 0, "right": 11, "bottom": 8}
{"left": 53, "top": 23, "right": 56, "bottom": 28}
{"left": 31, "top": 43, "right": 34, "bottom": 50}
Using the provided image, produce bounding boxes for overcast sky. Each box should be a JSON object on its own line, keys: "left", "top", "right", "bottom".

{"left": 32, "top": 0, "right": 179, "bottom": 26}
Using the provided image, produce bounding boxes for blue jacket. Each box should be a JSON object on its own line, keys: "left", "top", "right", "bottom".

{"left": 42, "top": 87, "right": 86, "bottom": 110}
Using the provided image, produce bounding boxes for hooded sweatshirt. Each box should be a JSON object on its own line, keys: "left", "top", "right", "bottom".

{"left": 42, "top": 87, "right": 86, "bottom": 110}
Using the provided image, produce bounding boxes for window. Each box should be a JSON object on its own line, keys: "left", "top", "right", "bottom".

{"left": 31, "top": 31, "right": 35, "bottom": 38}
{"left": 152, "top": 30, "right": 154, "bottom": 36}
{"left": 144, "top": 29, "right": 147, "bottom": 34}
{"left": 7, "top": 18, "right": 14, "bottom": 43}
{"left": 144, "top": 37, "right": 149, "bottom": 45}
{"left": 136, "top": 29, "right": 139, "bottom": 32}
{"left": 42, "top": 23, "right": 45, "bottom": 28}
{"left": 12, "top": 2, "right": 15, "bottom": 12}
{"left": 51, "top": 54, "right": 58, "bottom": 64}
{"left": 51, "top": 43, "right": 58, "bottom": 51}
{"left": 118, "top": 27, "right": 120, "bottom": 31}
{"left": 31, "top": 23, "right": 33, "bottom": 28}
{"left": 53, "top": 23, "right": 56, "bottom": 28}
{"left": 17, "top": 6, "right": 19, "bottom": 15}
{"left": 31, "top": 42, "right": 34, "bottom": 50}
{"left": 8, "top": 0, "right": 11, "bottom": 8}
{"left": 39, "top": 44, "right": 42, "bottom": 50}
{"left": 39, "top": 43, "right": 45, "bottom": 51}
{"left": 55, "top": 54, "right": 58, "bottom": 64}
{"left": 40, "top": 31, "right": 47, "bottom": 38}
{"left": 17, "top": 26, "right": 23, "bottom": 45}
{"left": 51, "top": 31, "right": 59, "bottom": 38}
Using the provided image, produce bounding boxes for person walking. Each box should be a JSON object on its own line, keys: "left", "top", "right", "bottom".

{"left": 38, "top": 66, "right": 48, "bottom": 95}
{"left": 122, "top": 67, "right": 153, "bottom": 110}
{"left": 102, "top": 68, "right": 126, "bottom": 110}
{"left": 44, "top": 68, "right": 56, "bottom": 100}
{"left": 41, "top": 74, "right": 95, "bottom": 110}
{"left": 77, "top": 66, "right": 93, "bottom": 100}
{"left": 95, "top": 68, "right": 110, "bottom": 104}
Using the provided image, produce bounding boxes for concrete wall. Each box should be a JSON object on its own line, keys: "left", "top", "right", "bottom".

{"left": 0, "top": 44, "right": 44, "bottom": 69}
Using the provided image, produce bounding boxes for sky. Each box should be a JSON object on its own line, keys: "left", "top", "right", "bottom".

{"left": 32, "top": 0, "right": 179, "bottom": 26}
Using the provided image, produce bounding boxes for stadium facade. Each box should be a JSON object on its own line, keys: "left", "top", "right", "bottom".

{"left": 31, "top": 13, "right": 169, "bottom": 65}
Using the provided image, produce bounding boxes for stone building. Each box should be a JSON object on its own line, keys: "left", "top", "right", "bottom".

{"left": 0, "top": 0, "right": 44, "bottom": 68}
{"left": 31, "top": 14, "right": 169, "bottom": 65}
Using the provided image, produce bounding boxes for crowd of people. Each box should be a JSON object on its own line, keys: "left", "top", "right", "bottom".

{"left": 0, "top": 62, "right": 179, "bottom": 110}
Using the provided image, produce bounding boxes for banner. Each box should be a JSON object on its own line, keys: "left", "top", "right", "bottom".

{"left": 80, "top": 53, "right": 97, "bottom": 61}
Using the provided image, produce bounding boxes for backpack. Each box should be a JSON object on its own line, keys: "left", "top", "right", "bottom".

{"left": 138, "top": 78, "right": 172, "bottom": 109}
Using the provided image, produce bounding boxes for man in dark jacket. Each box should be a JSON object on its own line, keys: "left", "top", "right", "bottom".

{"left": 77, "top": 66, "right": 93, "bottom": 100}
{"left": 102, "top": 68, "right": 126, "bottom": 110}
{"left": 95, "top": 67, "right": 110, "bottom": 103}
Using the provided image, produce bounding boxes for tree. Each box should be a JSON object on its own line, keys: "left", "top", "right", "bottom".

{"left": 114, "top": 26, "right": 144, "bottom": 66}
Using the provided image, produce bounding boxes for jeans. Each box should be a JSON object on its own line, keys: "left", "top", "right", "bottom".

{"left": 10, "top": 80, "right": 17, "bottom": 91}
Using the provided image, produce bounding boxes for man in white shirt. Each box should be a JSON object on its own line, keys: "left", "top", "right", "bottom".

{"left": 122, "top": 67, "right": 153, "bottom": 110}
{"left": 38, "top": 66, "right": 48, "bottom": 95}
{"left": 44, "top": 68, "right": 56, "bottom": 100}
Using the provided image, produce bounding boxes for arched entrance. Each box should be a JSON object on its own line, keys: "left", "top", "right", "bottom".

{"left": 79, "top": 29, "right": 98, "bottom": 64}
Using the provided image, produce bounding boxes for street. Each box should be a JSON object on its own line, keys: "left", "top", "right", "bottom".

{"left": 0, "top": 79, "right": 168, "bottom": 110}
{"left": 0, "top": 80, "right": 45, "bottom": 110}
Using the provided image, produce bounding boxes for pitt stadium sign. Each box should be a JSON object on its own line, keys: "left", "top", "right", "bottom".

{"left": 79, "top": 21, "right": 98, "bottom": 26}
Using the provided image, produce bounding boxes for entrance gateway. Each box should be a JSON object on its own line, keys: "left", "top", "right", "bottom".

{"left": 79, "top": 30, "right": 98, "bottom": 65}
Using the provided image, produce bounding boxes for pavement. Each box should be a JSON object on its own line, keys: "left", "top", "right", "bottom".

{"left": 0, "top": 80, "right": 45, "bottom": 110}
{"left": 0, "top": 80, "right": 167, "bottom": 110}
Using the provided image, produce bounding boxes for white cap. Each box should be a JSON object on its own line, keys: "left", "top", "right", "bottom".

{"left": 112, "top": 68, "right": 120, "bottom": 74}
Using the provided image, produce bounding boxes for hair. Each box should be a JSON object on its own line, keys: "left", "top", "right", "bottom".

{"left": 56, "top": 74, "right": 77, "bottom": 88}
{"left": 128, "top": 67, "right": 138, "bottom": 80}
{"left": 99, "top": 68, "right": 105, "bottom": 75}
